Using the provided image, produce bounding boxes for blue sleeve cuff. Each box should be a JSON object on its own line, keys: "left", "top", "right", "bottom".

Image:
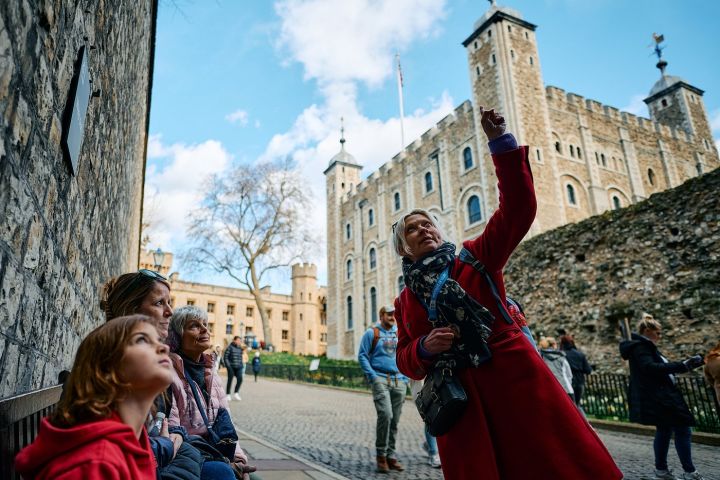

{"left": 417, "top": 336, "right": 436, "bottom": 360}
{"left": 488, "top": 133, "right": 518, "bottom": 155}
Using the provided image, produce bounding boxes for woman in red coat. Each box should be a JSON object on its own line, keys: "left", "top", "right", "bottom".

{"left": 393, "top": 107, "right": 622, "bottom": 479}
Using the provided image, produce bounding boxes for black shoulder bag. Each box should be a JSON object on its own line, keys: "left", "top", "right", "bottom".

{"left": 185, "top": 369, "right": 239, "bottom": 461}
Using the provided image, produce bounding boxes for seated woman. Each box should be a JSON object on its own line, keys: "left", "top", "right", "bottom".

{"left": 393, "top": 107, "right": 622, "bottom": 479}
{"left": 15, "top": 315, "right": 172, "bottom": 479}
{"left": 166, "top": 306, "right": 256, "bottom": 478}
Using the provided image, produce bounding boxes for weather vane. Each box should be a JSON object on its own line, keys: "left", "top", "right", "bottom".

{"left": 340, "top": 117, "right": 346, "bottom": 149}
{"left": 651, "top": 33, "right": 668, "bottom": 74}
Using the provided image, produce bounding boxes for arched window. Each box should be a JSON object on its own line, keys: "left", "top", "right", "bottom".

{"left": 569, "top": 145, "right": 575, "bottom": 158}
{"left": 600, "top": 153, "right": 606, "bottom": 167}
{"left": 566, "top": 184, "right": 577, "bottom": 205}
{"left": 394, "top": 192, "right": 401, "bottom": 211}
{"left": 577, "top": 147, "right": 582, "bottom": 159}
{"left": 368, "top": 208, "right": 374, "bottom": 226}
{"left": 346, "top": 259, "right": 353, "bottom": 280}
{"left": 345, "top": 223, "right": 351, "bottom": 239}
{"left": 463, "top": 147, "right": 473, "bottom": 170}
{"left": 398, "top": 275, "right": 405, "bottom": 294}
{"left": 467, "top": 195, "right": 482, "bottom": 224}
{"left": 648, "top": 168, "right": 656, "bottom": 186}
{"left": 368, "top": 248, "right": 377, "bottom": 270}
{"left": 346, "top": 296, "right": 353, "bottom": 329}
{"left": 612, "top": 196, "right": 621, "bottom": 210}
{"left": 555, "top": 141, "right": 562, "bottom": 153}
{"left": 425, "top": 172, "right": 433, "bottom": 193}
{"left": 370, "top": 287, "right": 377, "bottom": 324}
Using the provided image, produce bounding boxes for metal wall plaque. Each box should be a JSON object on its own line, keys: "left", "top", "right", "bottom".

{"left": 62, "top": 46, "right": 91, "bottom": 174}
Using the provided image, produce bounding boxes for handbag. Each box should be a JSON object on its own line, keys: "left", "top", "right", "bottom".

{"left": 185, "top": 369, "right": 239, "bottom": 461}
{"left": 414, "top": 265, "right": 469, "bottom": 436}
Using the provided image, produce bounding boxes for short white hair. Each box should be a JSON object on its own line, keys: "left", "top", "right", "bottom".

{"left": 392, "top": 208, "right": 445, "bottom": 257}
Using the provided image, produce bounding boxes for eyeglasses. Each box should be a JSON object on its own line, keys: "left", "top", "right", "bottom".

{"left": 391, "top": 221, "right": 399, "bottom": 232}
{"left": 138, "top": 268, "right": 167, "bottom": 281}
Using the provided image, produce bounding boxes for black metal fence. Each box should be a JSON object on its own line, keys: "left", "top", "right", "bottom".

{"left": 260, "top": 365, "right": 720, "bottom": 434}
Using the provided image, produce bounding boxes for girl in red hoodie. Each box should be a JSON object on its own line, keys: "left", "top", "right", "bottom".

{"left": 15, "top": 314, "right": 173, "bottom": 479}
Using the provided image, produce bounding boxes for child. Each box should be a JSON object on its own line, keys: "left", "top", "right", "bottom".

{"left": 15, "top": 315, "right": 173, "bottom": 479}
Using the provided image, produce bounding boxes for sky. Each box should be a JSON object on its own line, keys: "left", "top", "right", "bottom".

{"left": 144, "top": 0, "right": 720, "bottom": 293}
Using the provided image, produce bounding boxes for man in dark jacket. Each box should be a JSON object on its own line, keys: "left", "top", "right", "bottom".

{"left": 223, "top": 336, "right": 245, "bottom": 401}
{"left": 559, "top": 335, "right": 592, "bottom": 408}
{"left": 619, "top": 315, "right": 705, "bottom": 480}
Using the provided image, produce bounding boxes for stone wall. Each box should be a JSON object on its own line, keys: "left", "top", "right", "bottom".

{"left": 0, "top": 1, "right": 156, "bottom": 398}
{"left": 504, "top": 169, "right": 720, "bottom": 372}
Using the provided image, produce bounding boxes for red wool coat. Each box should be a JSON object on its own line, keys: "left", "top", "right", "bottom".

{"left": 395, "top": 146, "right": 622, "bottom": 480}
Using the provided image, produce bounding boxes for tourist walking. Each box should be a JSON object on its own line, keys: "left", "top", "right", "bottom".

{"left": 539, "top": 337, "right": 575, "bottom": 398}
{"left": 620, "top": 315, "right": 706, "bottom": 480}
{"left": 358, "top": 305, "right": 409, "bottom": 473}
{"left": 393, "top": 107, "right": 622, "bottom": 480}
{"left": 705, "top": 341, "right": 720, "bottom": 411}
{"left": 252, "top": 352, "right": 262, "bottom": 382}
{"left": 560, "top": 334, "right": 593, "bottom": 407}
{"left": 224, "top": 336, "right": 245, "bottom": 401}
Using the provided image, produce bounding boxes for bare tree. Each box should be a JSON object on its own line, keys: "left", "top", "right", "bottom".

{"left": 183, "top": 159, "right": 316, "bottom": 347}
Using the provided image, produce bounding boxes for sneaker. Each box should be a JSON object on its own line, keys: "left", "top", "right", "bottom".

{"left": 233, "top": 392, "right": 242, "bottom": 401}
{"left": 682, "top": 472, "right": 705, "bottom": 480}
{"left": 226, "top": 394, "right": 232, "bottom": 402}
{"left": 428, "top": 453, "right": 441, "bottom": 468}
{"left": 653, "top": 469, "right": 678, "bottom": 480}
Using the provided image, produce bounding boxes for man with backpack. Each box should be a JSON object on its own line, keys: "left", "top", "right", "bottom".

{"left": 358, "top": 305, "right": 409, "bottom": 474}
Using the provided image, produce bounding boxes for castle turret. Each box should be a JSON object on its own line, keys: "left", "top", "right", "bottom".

{"left": 290, "top": 263, "right": 320, "bottom": 355}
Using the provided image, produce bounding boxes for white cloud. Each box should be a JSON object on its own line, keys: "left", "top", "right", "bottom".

{"left": 225, "top": 109, "right": 249, "bottom": 126}
{"left": 147, "top": 134, "right": 170, "bottom": 158}
{"left": 621, "top": 94, "right": 649, "bottom": 117}
{"left": 144, "top": 139, "right": 232, "bottom": 253}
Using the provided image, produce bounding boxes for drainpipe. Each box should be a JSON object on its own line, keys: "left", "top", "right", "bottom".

{"left": 433, "top": 152, "right": 445, "bottom": 210}
{"left": 358, "top": 199, "right": 368, "bottom": 328}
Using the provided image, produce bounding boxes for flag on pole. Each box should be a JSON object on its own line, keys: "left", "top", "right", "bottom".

{"left": 396, "top": 54, "right": 404, "bottom": 87}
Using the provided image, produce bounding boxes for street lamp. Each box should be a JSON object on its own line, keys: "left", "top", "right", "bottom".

{"left": 152, "top": 247, "right": 165, "bottom": 272}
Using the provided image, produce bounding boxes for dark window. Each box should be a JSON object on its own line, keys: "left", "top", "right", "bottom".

{"left": 566, "top": 184, "right": 577, "bottom": 205}
{"left": 227, "top": 304, "right": 235, "bottom": 315}
{"left": 492, "top": 54, "right": 496, "bottom": 64}
{"left": 308, "top": 330, "right": 312, "bottom": 340}
{"left": 207, "top": 302, "right": 215, "bottom": 313}
{"left": 369, "top": 248, "right": 377, "bottom": 270}
{"left": 661, "top": 98, "right": 668, "bottom": 107}
{"left": 569, "top": 145, "right": 575, "bottom": 158}
{"left": 555, "top": 141, "right": 561, "bottom": 153}
{"left": 226, "top": 321, "right": 233, "bottom": 335}
{"left": 425, "top": 172, "right": 433, "bottom": 193}
{"left": 474, "top": 41, "right": 478, "bottom": 49}
{"left": 529, "top": 56, "right": 534, "bottom": 65}
{"left": 536, "top": 149, "right": 542, "bottom": 162}
{"left": 507, "top": 25, "right": 512, "bottom": 32}
{"left": 612, "top": 196, "right": 621, "bottom": 210}
{"left": 394, "top": 192, "right": 401, "bottom": 211}
{"left": 476, "top": 66, "right": 480, "bottom": 75}
{"left": 186, "top": 300, "right": 195, "bottom": 306}
{"left": 467, "top": 195, "right": 482, "bottom": 224}
{"left": 246, "top": 306, "right": 253, "bottom": 317}
{"left": 347, "top": 296, "right": 353, "bottom": 329}
{"left": 510, "top": 49, "right": 514, "bottom": 59}
{"left": 463, "top": 147, "right": 473, "bottom": 170}
{"left": 577, "top": 147, "right": 582, "bottom": 159}
{"left": 282, "top": 330, "right": 288, "bottom": 340}
{"left": 601, "top": 153, "right": 606, "bottom": 167}
{"left": 488, "top": 30, "right": 492, "bottom": 38}
{"left": 346, "top": 259, "right": 353, "bottom": 280}
{"left": 346, "top": 223, "right": 351, "bottom": 239}
{"left": 282, "top": 311, "right": 289, "bottom": 321}
{"left": 370, "top": 287, "right": 377, "bottom": 324}
{"left": 648, "top": 168, "right": 656, "bottom": 186}
{"left": 368, "top": 208, "right": 374, "bottom": 226}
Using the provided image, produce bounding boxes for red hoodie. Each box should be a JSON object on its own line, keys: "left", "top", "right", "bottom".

{"left": 14, "top": 414, "right": 156, "bottom": 480}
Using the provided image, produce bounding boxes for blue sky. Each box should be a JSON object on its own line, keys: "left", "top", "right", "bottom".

{"left": 145, "top": 0, "right": 720, "bottom": 292}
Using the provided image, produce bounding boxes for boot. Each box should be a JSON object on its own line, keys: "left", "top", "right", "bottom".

{"left": 376, "top": 455, "right": 389, "bottom": 473}
{"left": 387, "top": 457, "right": 405, "bottom": 471}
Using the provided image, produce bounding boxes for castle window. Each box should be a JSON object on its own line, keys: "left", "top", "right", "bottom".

{"left": 346, "top": 259, "right": 353, "bottom": 280}
{"left": 476, "top": 66, "right": 480, "bottom": 76}
{"left": 696, "top": 162, "right": 703, "bottom": 176}
{"left": 226, "top": 322, "right": 233, "bottom": 335}
{"left": 612, "top": 196, "right": 621, "bottom": 210}
{"left": 282, "top": 330, "right": 288, "bottom": 340}
{"left": 507, "top": 25, "right": 512, "bottom": 33}
{"left": 246, "top": 306, "right": 253, "bottom": 317}
{"left": 347, "top": 296, "right": 353, "bottom": 329}
{"left": 536, "top": 149, "right": 542, "bottom": 162}
{"left": 488, "top": 30, "right": 492, "bottom": 38}
{"left": 370, "top": 287, "right": 377, "bottom": 324}
{"left": 394, "top": 192, "right": 401, "bottom": 211}
{"left": 569, "top": 145, "right": 575, "bottom": 158}
{"left": 425, "top": 172, "right": 433, "bottom": 193}
{"left": 529, "top": 56, "right": 534, "bottom": 66}
{"left": 525, "top": 31, "right": 529, "bottom": 40}
{"left": 463, "top": 147, "right": 473, "bottom": 170}
{"left": 227, "top": 304, "right": 235, "bottom": 315}
{"left": 648, "top": 168, "right": 656, "bottom": 186}
{"left": 566, "top": 184, "right": 577, "bottom": 206}
{"left": 474, "top": 41, "right": 478, "bottom": 49}
{"left": 595, "top": 152, "right": 599, "bottom": 164}
{"left": 368, "top": 248, "right": 377, "bottom": 270}
{"left": 467, "top": 195, "right": 482, "bottom": 225}
{"left": 207, "top": 302, "right": 215, "bottom": 313}
{"left": 308, "top": 330, "right": 312, "bottom": 340}
{"left": 555, "top": 141, "right": 562, "bottom": 154}
{"left": 368, "top": 208, "right": 374, "bottom": 227}
{"left": 398, "top": 275, "right": 405, "bottom": 294}
{"left": 186, "top": 300, "right": 195, "bottom": 306}
{"left": 600, "top": 153, "right": 607, "bottom": 167}
{"left": 346, "top": 223, "right": 351, "bottom": 239}
{"left": 299, "top": 313, "right": 303, "bottom": 321}
{"left": 510, "top": 49, "right": 515, "bottom": 59}
{"left": 321, "top": 333, "right": 327, "bottom": 342}
{"left": 282, "top": 311, "right": 289, "bottom": 321}
{"left": 661, "top": 98, "right": 668, "bottom": 107}
{"left": 492, "top": 54, "right": 496, "bottom": 64}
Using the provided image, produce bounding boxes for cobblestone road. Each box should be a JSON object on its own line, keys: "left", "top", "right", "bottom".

{"left": 229, "top": 378, "right": 719, "bottom": 480}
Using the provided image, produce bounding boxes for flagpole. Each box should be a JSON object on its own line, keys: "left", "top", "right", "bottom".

{"left": 395, "top": 53, "right": 406, "bottom": 149}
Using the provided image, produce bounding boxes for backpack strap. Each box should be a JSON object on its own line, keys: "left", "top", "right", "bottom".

{"left": 371, "top": 327, "right": 380, "bottom": 351}
{"left": 458, "top": 248, "right": 514, "bottom": 325}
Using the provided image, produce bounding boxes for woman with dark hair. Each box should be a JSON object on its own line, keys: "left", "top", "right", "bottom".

{"left": 393, "top": 108, "right": 622, "bottom": 479}
{"left": 15, "top": 315, "right": 172, "bottom": 479}
{"left": 559, "top": 334, "right": 592, "bottom": 408}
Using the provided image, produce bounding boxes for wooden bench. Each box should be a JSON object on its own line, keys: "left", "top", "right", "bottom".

{"left": 0, "top": 385, "right": 63, "bottom": 479}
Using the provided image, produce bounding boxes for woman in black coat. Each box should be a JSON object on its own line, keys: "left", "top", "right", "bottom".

{"left": 619, "top": 316, "right": 705, "bottom": 480}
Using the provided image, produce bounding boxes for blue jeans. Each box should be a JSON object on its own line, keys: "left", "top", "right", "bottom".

{"left": 371, "top": 376, "right": 406, "bottom": 457}
{"left": 201, "top": 460, "right": 235, "bottom": 480}
{"left": 654, "top": 425, "right": 695, "bottom": 473}
{"left": 424, "top": 427, "right": 438, "bottom": 455}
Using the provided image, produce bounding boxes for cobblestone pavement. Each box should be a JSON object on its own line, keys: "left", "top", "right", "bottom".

{"left": 228, "top": 378, "right": 719, "bottom": 480}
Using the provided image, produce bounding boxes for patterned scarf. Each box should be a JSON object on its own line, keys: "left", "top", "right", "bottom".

{"left": 403, "top": 242, "right": 494, "bottom": 368}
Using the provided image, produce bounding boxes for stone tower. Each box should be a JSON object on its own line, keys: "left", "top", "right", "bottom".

{"left": 290, "top": 263, "right": 320, "bottom": 354}
{"left": 644, "top": 54, "right": 716, "bottom": 176}
{"left": 323, "top": 128, "right": 362, "bottom": 358}
{"left": 463, "top": 3, "right": 567, "bottom": 232}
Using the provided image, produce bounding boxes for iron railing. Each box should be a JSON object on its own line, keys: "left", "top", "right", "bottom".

{"left": 261, "top": 365, "right": 720, "bottom": 434}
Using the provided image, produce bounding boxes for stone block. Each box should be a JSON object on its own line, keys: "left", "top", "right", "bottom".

{"left": 0, "top": 15, "right": 14, "bottom": 103}
{"left": 0, "top": 258, "right": 24, "bottom": 333}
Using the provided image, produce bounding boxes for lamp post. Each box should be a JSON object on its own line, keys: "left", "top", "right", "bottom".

{"left": 152, "top": 247, "right": 165, "bottom": 272}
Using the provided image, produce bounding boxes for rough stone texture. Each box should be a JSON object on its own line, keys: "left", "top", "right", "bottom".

{"left": 325, "top": 3, "right": 719, "bottom": 360}
{"left": 504, "top": 168, "right": 720, "bottom": 372}
{"left": 0, "top": 1, "right": 155, "bottom": 398}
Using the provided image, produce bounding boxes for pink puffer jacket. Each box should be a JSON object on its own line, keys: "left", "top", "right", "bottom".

{"left": 167, "top": 352, "right": 247, "bottom": 463}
